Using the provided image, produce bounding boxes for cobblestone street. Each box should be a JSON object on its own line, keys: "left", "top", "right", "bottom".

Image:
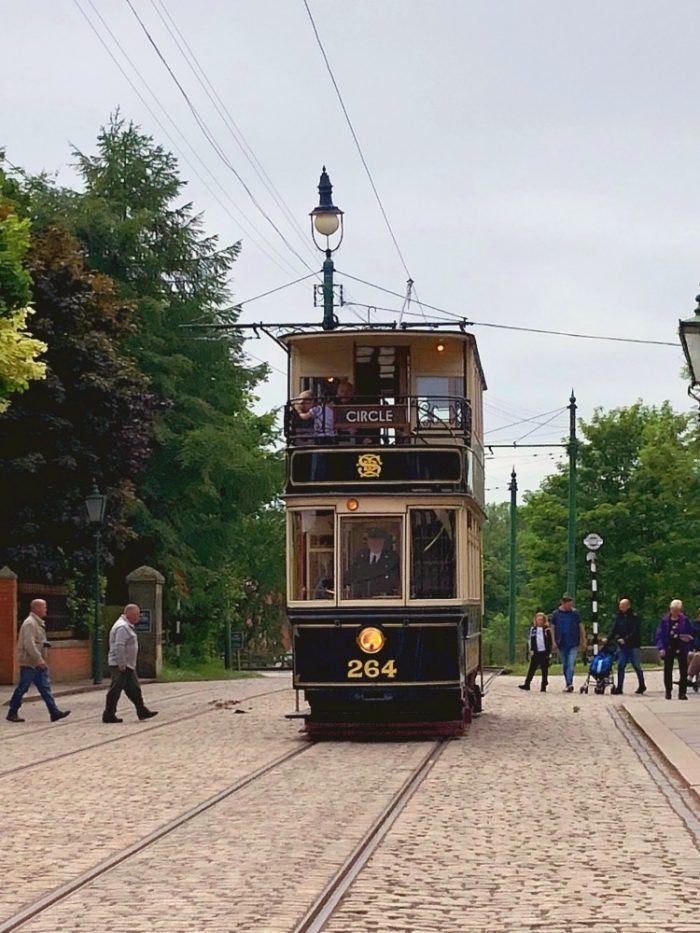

{"left": 2, "top": 671, "right": 699, "bottom": 932}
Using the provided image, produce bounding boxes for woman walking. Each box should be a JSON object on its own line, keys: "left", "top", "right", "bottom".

{"left": 656, "top": 599, "right": 693, "bottom": 700}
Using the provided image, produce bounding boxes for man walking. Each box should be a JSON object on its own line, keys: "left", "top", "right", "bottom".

{"left": 102, "top": 604, "right": 158, "bottom": 723}
{"left": 608, "top": 598, "right": 646, "bottom": 695}
{"left": 550, "top": 594, "right": 587, "bottom": 693}
{"left": 6, "top": 599, "right": 70, "bottom": 723}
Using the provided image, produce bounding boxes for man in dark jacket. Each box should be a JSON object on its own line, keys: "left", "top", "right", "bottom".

{"left": 608, "top": 598, "right": 646, "bottom": 695}
{"left": 345, "top": 527, "right": 400, "bottom": 598}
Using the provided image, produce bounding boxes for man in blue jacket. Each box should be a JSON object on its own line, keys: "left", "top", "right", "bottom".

{"left": 550, "top": 594, "right": 587, "bottom": 693}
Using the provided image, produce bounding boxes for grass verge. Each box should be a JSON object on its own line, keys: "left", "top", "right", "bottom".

{"left": 159, "top": 660, "right": 261, "bottom": 682}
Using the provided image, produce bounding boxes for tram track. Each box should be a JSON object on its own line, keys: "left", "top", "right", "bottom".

{"left": 0, "top": 684, "right": 291, "bottom": 779}
{"left": 292, "top": 739, "right": 447, "bottom": 933}
{"left": 0, "top": 741, "right": 313, "bottom": 933}
{"left": 0, "top": 684, "right": 215, "bottom": 742}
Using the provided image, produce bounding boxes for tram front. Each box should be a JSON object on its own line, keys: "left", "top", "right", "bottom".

{"left": 283, "top": 327, "right": 486, "bottom": 737}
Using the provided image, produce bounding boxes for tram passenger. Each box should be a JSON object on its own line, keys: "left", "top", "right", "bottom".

{"left": 296, "top": 389, "right": 336, "bottom": 444}
{"left": 344, "top": 527, "right": 400, "bottom": 598}
{"left": 290, "top": 389, "right": 314, "bottom": 446}
{"left": 335, "top": 379, "right": 357, "bottom": 446}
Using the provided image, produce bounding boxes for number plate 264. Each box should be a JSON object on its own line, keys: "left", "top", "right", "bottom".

{"left": 347, "top": 659, "right": 397, "bottom": 679}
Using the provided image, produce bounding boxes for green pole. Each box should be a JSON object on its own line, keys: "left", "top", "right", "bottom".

{"left": 322, "top": 253, "right": 335, "bottom": 330}
{"left": 567, "top": 391, "right": 577, "bottom": 600}
{"left": 508, "top": 467, "right": 518, "bottom": 664}
{"left": 224, "top": 619, "right": 232, "bottom": 670}
{"left": 92, "top": 527, "right": 102, "bottom": 684}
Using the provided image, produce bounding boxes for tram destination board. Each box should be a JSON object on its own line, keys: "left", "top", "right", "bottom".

{"left": 288, "top": 447, "right": 464, "bottom": 488}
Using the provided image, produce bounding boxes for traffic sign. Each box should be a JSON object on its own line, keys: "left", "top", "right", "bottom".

{"left": 231, "top": 631, "right": 244, "bottom": 650}
{"left": 582, "top": 533, "right": 604, "bottom": 551}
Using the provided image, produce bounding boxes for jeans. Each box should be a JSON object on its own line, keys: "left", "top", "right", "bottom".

{"left": 559, "top": 646, "right": 578, "bottom": 687}
{"left": 8, "top": 665, "right": 60, "bottom": 718}
{"left": 617, "top": 646, "right": 645, "bottom": 691}
{"left": 104, "top": 666, "right": 147, "bottom": 718}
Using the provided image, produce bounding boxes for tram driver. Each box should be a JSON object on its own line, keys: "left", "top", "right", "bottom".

{"left": 344, "top": 526, "right": 400, "bottom": 599}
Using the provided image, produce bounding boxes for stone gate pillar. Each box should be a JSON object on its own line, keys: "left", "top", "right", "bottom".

{"left": 126, "top": 566, "right": 164, "bottom": 679}
{"left": 0, "top": 567, "right": 18, "bottom": 685}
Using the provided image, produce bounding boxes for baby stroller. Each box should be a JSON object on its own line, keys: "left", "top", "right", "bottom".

{"left": 579, "top": 642, "right": 617, "bottom": 695}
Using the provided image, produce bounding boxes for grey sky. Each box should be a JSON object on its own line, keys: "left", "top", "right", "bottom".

{"left": 2, "top": 1, "right": 696, "bottom": 501}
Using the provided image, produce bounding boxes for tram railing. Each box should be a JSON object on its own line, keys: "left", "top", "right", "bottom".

{"left": 285, "top": 394, "right": 473, "bottom": 447}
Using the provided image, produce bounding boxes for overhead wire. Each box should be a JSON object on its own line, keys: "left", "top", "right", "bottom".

{"left": 148, "top": 0, "right": 320, "bottom": 265}
{"left": 338, "top": 274, "right": 678, "bottom": 348}
{"left": 124, "top": 0, "right": 320, "bottom": 276}
{"left": 301, "top": 0, "right": 426, "bottom": 318}
{"left": 485, "top": 406, "right": 567, "bottom": 436}
{"left": 75, "top": 0, "right": 302, "bottom": 279}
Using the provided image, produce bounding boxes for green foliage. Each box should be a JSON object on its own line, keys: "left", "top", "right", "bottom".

{"left": 0, "top": 224, "right": 157, "bottom": 587}
{"left": 65, "top": 116, "right": 283, "bottom": 640}
{"left": 520, "top": 402, "right": 700, "bottom": 637}
{"left": 0, "top": 190, "right": 46, "bottom": 411}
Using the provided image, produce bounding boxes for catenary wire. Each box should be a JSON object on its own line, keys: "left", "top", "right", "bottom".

{"left": 513, "top": 407, "right": 566, "bottom": 444}
{"left": 339, "top": 273, "right": 678, "bottom": 347}
{"left": 75, "top": 0, "right": 302, "bottom": 279}
{"left": 485, "top": 406, "right": 567, "bottom": 436}
{"left": 149, "top": 0, "right": 320, "bottom": 264}
{"left": 124, "top": 0, "right": 320, "bottom": 276}
{"left": 301, "top": 0, "right": 426, "bottom": 318}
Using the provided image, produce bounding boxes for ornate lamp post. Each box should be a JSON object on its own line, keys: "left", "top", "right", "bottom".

{"left": 679, "top": 292, "right": 700, "bottom": 404}
{"left": 85, "top": 483, "right": 107, "bottom": 684}
{"left": 310, "top": 167, "right": 344, "bottom": 330}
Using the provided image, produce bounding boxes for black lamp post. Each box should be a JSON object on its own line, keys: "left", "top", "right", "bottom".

{"left": 310, "top": 167, "right": 344, "bottom": 330}
{"left": 679, "top": 292, "right": 700, "bottom": 405}
{"left": 85, "top": 483, "right": 107, "bottom": 684}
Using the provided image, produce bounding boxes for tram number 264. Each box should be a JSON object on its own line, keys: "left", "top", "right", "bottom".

{"left": 347, "top": 659, "right": 397, "bottom": 679}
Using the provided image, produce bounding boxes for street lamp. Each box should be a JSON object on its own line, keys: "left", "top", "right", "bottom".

{"left": 85, "top": 483, "right": 107, "bottom": 684}
{"left": 679, "top": 292, "right": 700, "bottom": 404}
{"left": 310, "top": 167, "right": 344, "bottom": 331}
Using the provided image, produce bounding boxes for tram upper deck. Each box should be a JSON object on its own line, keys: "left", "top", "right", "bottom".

{"left": 281, "top": 328, "right": 487, "bottom": 503}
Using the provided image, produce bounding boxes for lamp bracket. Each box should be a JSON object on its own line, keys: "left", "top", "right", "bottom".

{"left": 313, "top": 283, "right": 344, "bottom": 308}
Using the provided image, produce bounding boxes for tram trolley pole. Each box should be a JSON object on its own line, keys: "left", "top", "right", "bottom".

{"left": 583, "top": 533, "right": 604, "bottom": 656}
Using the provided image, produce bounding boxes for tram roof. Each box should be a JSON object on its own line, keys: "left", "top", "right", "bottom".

{"left": 278, "top": 325, "right": 487, "bottom": 389}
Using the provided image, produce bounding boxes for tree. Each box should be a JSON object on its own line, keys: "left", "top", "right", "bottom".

{"left": 67, "top": 117, "right": 282, "bottom": 629}
{"left": 520, "top": 402, "right": 700, "bottom": 639}
{"left": 0, "top": 224, "right": 157, "bottom": 593}
{"left": 0, "top": 195, "right": 46, "bottom": 411}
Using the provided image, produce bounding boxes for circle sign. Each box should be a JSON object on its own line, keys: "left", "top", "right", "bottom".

{"left": 583, "top": 533, "right": 604, "bottom": 550}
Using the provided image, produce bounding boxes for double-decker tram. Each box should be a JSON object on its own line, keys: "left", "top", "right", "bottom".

{"left": 283, "top": 325, "right": 486, "bottom": 737}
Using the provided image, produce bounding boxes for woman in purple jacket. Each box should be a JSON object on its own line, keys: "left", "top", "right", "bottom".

{"left": 655, "top": 599, "right": 694, "bottom": 700}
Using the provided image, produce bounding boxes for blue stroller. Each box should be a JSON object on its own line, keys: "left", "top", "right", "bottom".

{"left": 579, "top": 643, "right": 618, "bottom": 695}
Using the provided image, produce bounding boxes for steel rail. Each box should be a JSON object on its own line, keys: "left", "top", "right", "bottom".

{"left": 0, "top": 684, "right": 215, "bottom": 742}
{"left": 292, "top": 739, "right": 447, "bottom": 933}
{"left": 0, "top": 740, "right": 313, "bottom": 933}
{"left": 0, "top": 685, "right": 290, "bottom": 779}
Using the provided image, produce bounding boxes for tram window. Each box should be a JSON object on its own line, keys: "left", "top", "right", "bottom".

{"left": 290, "top": 510, "right": 335, "bottom": 601}
{"left": 340, "top": 517, "right": 402, "bottom": 600}
{"left": 415, "top": 376, "right": 463, "bottom": 426}
{"left": 410, "top": 509, "right": 457, "bottom": 599}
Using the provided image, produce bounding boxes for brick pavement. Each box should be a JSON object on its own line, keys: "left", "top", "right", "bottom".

{"left": 326, "top": 671, "right": 700, "bottom": 933}
{"left": 2, "top": 671, "right": 700, "bottom": 931}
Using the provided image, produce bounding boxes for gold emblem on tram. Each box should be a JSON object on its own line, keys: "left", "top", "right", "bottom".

{"left": 356, "top": 453, "right": 382, "bottom": 478}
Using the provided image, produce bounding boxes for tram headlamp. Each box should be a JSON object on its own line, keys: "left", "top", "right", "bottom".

{"left": 346, "top": 498, "right": 359, "bottom": 511}
{"left": 357, "top": 627, "right": 385, "bottom": 654}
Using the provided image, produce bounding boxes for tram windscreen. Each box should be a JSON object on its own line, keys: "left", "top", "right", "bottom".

{"left": 410, "top": 509, "right": 457, "bottom": 599}
{"left": 290, "top": 510, "right": 335, "bottom": 600}
{"left": 340, "top": 517, "right": 403, "bottom": 600}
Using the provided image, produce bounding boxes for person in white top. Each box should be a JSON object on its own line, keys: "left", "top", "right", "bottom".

{"left": 519, "top": 612, "right": 553, "bottom": 692}
{"left": 102, "top": 603, "right": 158, "bottom": 723}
